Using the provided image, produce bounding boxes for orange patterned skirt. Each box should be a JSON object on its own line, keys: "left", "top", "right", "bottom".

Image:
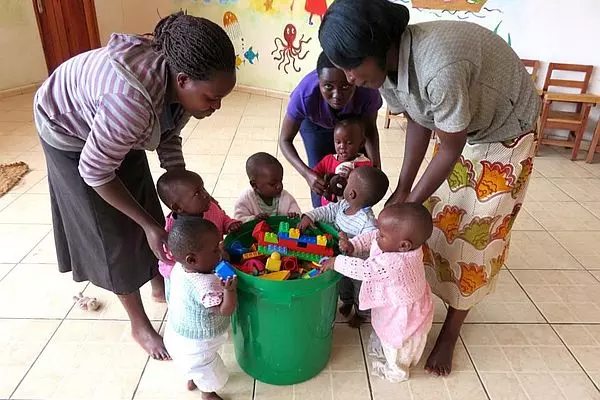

{"left": 423, "top": 132, "right": 536, "bottom": 310}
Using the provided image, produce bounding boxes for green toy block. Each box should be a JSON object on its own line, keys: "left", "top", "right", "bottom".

{"left": 278, "top": 221, "right": 290, "bottom": 234}
{"left": 264, "top": 232, "right": 279, "bottom": 244}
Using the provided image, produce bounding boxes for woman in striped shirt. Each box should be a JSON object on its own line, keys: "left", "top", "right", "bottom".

{"left": 34, "top": 12, "right": 236, "bottom": 360}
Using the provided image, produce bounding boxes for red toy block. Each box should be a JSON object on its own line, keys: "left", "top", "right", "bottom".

{"left": 252, "top": 221, "right": 272, "bottom": 241}
{"left": 281, "top": 256, "right": 298, "bottom": 271}
{"left": 240, "top": 259, "right": 264, "bottom": 275}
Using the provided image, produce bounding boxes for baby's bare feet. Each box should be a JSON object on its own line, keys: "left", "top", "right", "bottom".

{"left": 339, "top": 303, "right": 353, "bottom": 317}
{"left": 348, "top": 313, "right": 366, "bottom": 329}
{"left": 187, "top": 380, "right": 197, "bottom": 391}
{"left": 201, "top": 391, "right": 223, "bottom": 400}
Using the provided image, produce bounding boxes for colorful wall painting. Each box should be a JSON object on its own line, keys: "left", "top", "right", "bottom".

{"left": 411, "top": 0, "right": 488, "bottom": 12}
{"left": 271, "top": 23, "right": 312, "bottom": 74}
{"left": 290, "top": 0, "right": 328, "bottom": 25}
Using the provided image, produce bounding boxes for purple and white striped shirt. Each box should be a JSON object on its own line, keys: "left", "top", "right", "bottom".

{"left": 35, "top": 33, "right": 189, "bottom": 187}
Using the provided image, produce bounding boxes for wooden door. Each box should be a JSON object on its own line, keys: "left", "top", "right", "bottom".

{"left": 33, "top": 0, "right": 100, "bottom": 74}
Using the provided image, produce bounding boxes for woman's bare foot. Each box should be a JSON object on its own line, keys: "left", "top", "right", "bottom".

{"left": 339, "top": 303, "right": 353, "bottom": 317}
{"left": 151, "top": 275, "right": 167, "bottom": 303}
{"left": 201, "top": 391, "right": 223, "bottom": 400}
{"left": 132, "top": 324, "right": 171, "bottom": 360}
{"left": 187, "top": 380, "right": 197, "bottom": 391}
{"left": 424, "top": 306, "right": 469, "bottom": 376}
{"left": 348, "top": 313, "right": 366, "bottom": 328}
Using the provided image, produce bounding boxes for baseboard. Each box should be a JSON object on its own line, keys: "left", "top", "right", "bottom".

{"left": 0, "top": 82, "right": 42, "bottom": 100}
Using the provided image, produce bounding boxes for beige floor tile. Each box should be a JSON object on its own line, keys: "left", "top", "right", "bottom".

{"left": 13, "top": 320, "right": 152, "bottom": 400}
{"left": 582, "top": 202, "right": 600, "bottom": 219}
{"left": 380, "top": 156, "right": 403, "bottom": 176}
{"left": 283, "top": 174, "right": 313, "bottom": 199}
{"left": 67, "top": 282, "right": 167, "bottom": 321}
{"left": 525, "top": 177, "right": 573, "bottom": 202}
{"left": 187, "top": 124, "right": 239, "bottom": 141}
{"left": 0, "top": 263, "right": 15, "bottom": 279}
{"left": 524, "top": 201, "right": 600, "bottom": 231}
{"left": 0, "top": 135, "right": 38, "bottom": 152}
{"left": 513, "top": 270, "right": 600, "bottom": 323}
{"left": 552, "top": 231, "right": 600, "bottom": 270}
{"left": 578, "top": 161, "right": 600, "bottom": 178}
{"left": 0, "top": 319, "right": 60, "bottom": 399}
{"left": 331, "top": 372, "right": 370, "bottom": 399}
{"left": 220, "top": 155, "right": 252, "bottom": 175}
{"left": 506, "top": 231, "right": 582, "bottom": 270}
{"left": 182, "top": 154, "right": 227, "bottom": 175}
{"left": 196, "top": 114, "right": 242, "bottom": 130}
{"left": 554, "top": 325, "right": 600, "bottom": 382}
{"left": 293, "top": 372, "right": 334, "bottom": 400}
{"left": 14, "top": 150, "right": 48, "bottom": 171}
{"left": 480, "top": 372, "right": 529, "bottom": 400}
{"left": 0, "top": 224, "right": 51, "bottom": 263}
{"left": 518, "top": 373, "right": 567, "bottom": 400}
{"left": 0, "top": 193, "right": 19, "bottom": 211}
{"left": 0, "top": 263, "right": 86, "bottom": 318}
{"left": 533, "top": 157, "right": 593, "bottom": 178}
{"left": 255, "top": 381, "right": 293, "bottom": 399}
{"left": 213, "top": 173, "right": 254, "bottom": 198}
{"left": 235, "top": 126, "right": 280, "bottom": 141}
{"left": 0, "top": 193, "right": 52, "bottom": 224}
{"left": 0, "top": 108, "right": 35, "bottom": 123}
{"left": 228, "top": 139, "right": 278, "bottom": 157}
{"left": 465, "top": 271, "right": 545, "bottom": 323}
{"left": 184, "top": 138, "right": 233, "bottom": 155}
{"left": 512, "top": 208, "right": 545, "bottom": 231}
{"left": 25, "top": 177, "right": 49, "bottom": 194}
{"left": 238, "top": 115, "right": 280, "bottom": 130}
{"left": 550, "top": 178, "right": 600, "bottom": 203}
{"left": 552, "top": 373, "right": 600, "bottom": 400}
{"left": 6, "top": 170, "right": 46, "bottom": 194}
{"left": 22, "top": 231, "right": 56, "bottom": 264}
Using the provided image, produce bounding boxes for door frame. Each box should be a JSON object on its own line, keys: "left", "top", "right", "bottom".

{"left": 32, "top": 0, "right": 101, "bottom": 74}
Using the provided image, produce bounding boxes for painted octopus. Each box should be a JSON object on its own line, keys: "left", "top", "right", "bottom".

{"left": 271, "top": 24, "right": 312, "bottom": 74}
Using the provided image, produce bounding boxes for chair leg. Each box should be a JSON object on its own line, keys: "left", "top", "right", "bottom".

{"left": 586, "top": 120, "right": 600, "bottom": 163}
{"left": 537, "top": 100, "right": 551, "bottom": 151}
{"left": 384, "top": 108, "right": 391, "bottom": 129}
{"left": 571, "top": 104, "right": 592, "bottom": 161}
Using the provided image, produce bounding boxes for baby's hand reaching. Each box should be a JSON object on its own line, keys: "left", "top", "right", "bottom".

{"left": 287, "top": 212, "right": 300, "bottom": 219}
{"left": 321, "top": 257, "right": 336, "bottom": 271}
{"left": 218, "top": 242, "right": 231, "bottom": 262}
{"left": 221, "top": 276, "right": 237, "bottom": 291}
{"left": 256, "top": 213, "right": 270, "bottom": 221}
{"left": 227, "top": 221, "right": 242, "bottom": 233}
{"left": 338, "top": 232, "right": 354, "bottom": 256}
{"left": 297, "top": 215, "right": 316, "bottom": 231}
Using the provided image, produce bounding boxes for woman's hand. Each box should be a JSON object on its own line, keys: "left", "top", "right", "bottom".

{"left": 304, "top": 170, "right": 327, "bottom": 196}
{"left": 143, "top": 223, "right": 169, "bottom": 262}
{"left": 385, "top": 187, "right": 410, "bottom": 207}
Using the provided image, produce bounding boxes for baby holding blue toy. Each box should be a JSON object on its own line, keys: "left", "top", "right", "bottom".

{"left": 163, "top": 218, "right": 237, "bottom": 400}
{"left": 298, "top": 166, "right": 389, "bottom": 327}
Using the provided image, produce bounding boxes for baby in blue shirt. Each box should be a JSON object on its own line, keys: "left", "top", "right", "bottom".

{"left": 163, "top": 218, "right": 236, "bottom": 400}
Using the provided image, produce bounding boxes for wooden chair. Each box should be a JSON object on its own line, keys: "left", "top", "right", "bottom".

{"left": 538, "top": 63, "right": 599, "bottom": 160}
{"left": 521, "top": 59, "right": 541, "bottom": 83}
{"left": 383, "top": 108, "right": 404, "bottom": 129}
{"left": 586, "top": 119, "right": 600, "bottom": 163}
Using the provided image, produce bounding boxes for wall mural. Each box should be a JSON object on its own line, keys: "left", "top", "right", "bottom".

{"left": 180, "top": 0, "right": 509, "bottom": 91}
{"left": 271, "top": 23, "right": 311, "bottom": 74}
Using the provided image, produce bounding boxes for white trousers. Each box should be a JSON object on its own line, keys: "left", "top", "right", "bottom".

{"left": 164, "top": 324, "right": 229, "bottom": 392}
{"left": 368, "top": 330, "right": 429, "bottom": 383}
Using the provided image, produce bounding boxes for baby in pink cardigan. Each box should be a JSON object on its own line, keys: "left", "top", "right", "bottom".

{"left": 322, "top": 203, "right": 434, "bottom": 383}
{"left": 234, "top": 152, "right": 301, "bottom": 222}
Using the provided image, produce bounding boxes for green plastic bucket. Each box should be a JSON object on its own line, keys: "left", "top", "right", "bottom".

{"left": 224, "top": 216, "right": 341, "bottom": 385}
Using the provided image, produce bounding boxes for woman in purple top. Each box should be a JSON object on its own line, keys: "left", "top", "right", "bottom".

{"left": 279, "top": 52, "right": 383, "bottom": 207}
{"left": 34, "top": 12, "right": 236, "bottom": 361}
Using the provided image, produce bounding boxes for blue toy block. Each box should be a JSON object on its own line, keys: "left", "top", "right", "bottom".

{"left": 278, "top": 232, "right": 289, "bottom": 239}
{"left": 215, "top": 260, "right": 236, "bottom": 281}
{"left": 228, "top": 240, "right": 249, "bottom": 261}
{"left": 267, "top": 244, "right": 288, "bottom": 255}
{"left": 299, "top": 235, "right": 317, "bottom": 244}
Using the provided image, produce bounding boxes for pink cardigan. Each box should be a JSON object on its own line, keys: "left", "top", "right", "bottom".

{"left": 334, "top": 230, "right": 433, "bottom": 346}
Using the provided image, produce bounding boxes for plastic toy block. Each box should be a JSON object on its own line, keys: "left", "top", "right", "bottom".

{"left": 289, "top": 228, "right": 300, "bottom": 239}
{"left": 278, "top": 221, "right": 290, "bottom": 234}
{"left": 239, "top": 259, "right": 263, "bottom": 276}
{"left": 278, "top": 232, "right": 289, "bottom": 239}
{"left": 261, "top": 270, "right": 291, "bottom": 281}
{"left": 302, "top": 269, "right": 320, "bottom": 279}
{"left": 267, "top": 245, "right": 288, "bottom": 255}
{"left": 299, "top": 235, "right": 317, "bottom": 244}
{"left": 264, "top": 232, "right": 279, "bottom": 244}
{"left": 250, "top": 243, "right": 257, "bottom": 252}
{"left": 242, "top": 251, "right": 262, "bottom": 261}
{"left": 281, "top": 256, "right": 298, "bottom": 271}
{"left": 316, "top": 235, "right": 327, "bottom": 246}
{"left": 252, "top": 221, "right": 272, "bottom": 241}
{"left": 228, "top": 241, "right": 249, "bottom": 262}
{"left": 265, "top": 252, "right": 282, "bottom": 272}
{"left": 215, "top": 260, "right": 236, "bottom": 280}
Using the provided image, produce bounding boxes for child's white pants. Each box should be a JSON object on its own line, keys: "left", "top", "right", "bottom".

{"left": 164, "top": 324, "right": 229, "bottom": 392}
{"left": 368, "top": 330, "right": 429, "bottom": 383}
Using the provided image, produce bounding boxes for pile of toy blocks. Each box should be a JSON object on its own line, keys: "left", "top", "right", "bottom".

{"left": 225, "top": 221, "right": 335, "bottom": 281}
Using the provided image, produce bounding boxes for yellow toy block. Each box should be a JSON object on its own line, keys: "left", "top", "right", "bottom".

{"left": 261, "top": 270, "right": 291, "bottom": 281}
{"left": 316, "top": 235, "right": 327, "bottom": 246}
{"left": 289, "top": 228, "right": 300, "bottom": 239}
{"left": 265, "top": 252, "right": 282, "bottom": 272}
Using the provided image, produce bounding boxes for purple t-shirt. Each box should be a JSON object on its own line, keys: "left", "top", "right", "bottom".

{"left": 286, "top": 70, "right": 383, "bottom": 129}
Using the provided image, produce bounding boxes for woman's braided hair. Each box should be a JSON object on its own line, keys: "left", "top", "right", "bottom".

{"left": 151, "top": 11, "right": 235, "bottom": 81}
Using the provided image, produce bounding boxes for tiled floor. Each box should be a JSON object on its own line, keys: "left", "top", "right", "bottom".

{"left": 1, "top": 90, "right": 600, "bottom": 399}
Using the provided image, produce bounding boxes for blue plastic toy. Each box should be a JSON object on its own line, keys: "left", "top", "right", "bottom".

{"left": 215, "top": 260, "right": 236, "bottom": 280}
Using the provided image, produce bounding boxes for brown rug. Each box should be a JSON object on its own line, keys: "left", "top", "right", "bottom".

{"left": 0, "top": 162, "right": 30, "bottom": 196}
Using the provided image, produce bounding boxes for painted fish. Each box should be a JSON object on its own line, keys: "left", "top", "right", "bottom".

{"left": 235, "top": 55, "right": 244, "bottom": 69}
{"left": 244, "top": 47, "right": 259, "bottom": 64}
